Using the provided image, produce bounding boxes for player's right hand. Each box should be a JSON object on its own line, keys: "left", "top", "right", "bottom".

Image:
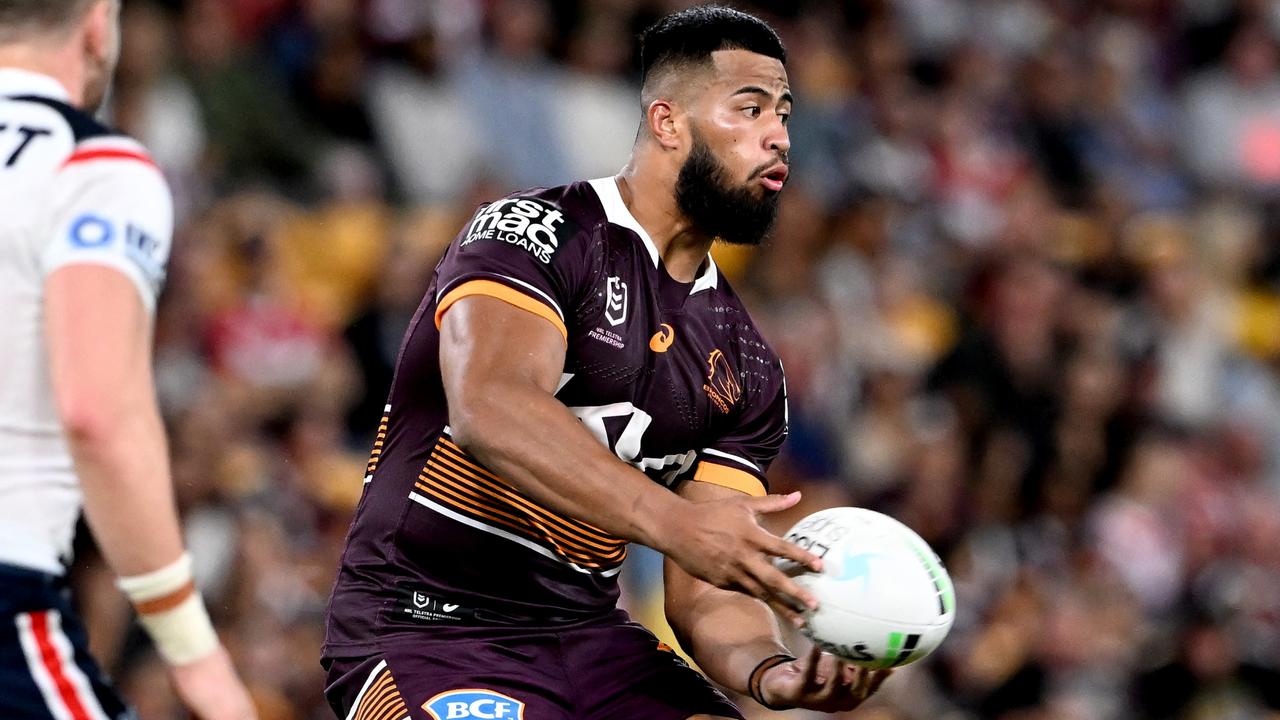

{"left": 760, "top": 646, "right": 893, "bottom": 711}
{"left": 661, "top": 490, "right": 823, "bottom": 626}
{"left": 167, "top": 646, "right": 258, "bottom": 720}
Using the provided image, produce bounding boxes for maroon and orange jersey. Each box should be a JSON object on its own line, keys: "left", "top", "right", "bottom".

{"left": 324, "top": 178, "right": 789, "bottom": 656}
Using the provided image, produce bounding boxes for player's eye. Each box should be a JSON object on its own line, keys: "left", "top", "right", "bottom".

{"left": 779, "top": 110, "right": 791, "bottom": 125}
{"left": 742, "top": 106, "right": 762, "bottom": 119}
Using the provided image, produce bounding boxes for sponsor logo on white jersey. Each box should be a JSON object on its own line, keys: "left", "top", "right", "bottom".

{"left": 462, "top": 198, "right": 566, "bottom": 264}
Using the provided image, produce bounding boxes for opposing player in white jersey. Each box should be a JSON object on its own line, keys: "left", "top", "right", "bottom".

{"left": 0, "top": 1, "right": 256, "bottom": 718}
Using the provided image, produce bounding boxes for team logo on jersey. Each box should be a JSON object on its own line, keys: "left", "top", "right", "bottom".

{"left": 649, "top": 323, "right": 675, "bottom": 352}
{"left": 461, "top": 198, "right": 567, "bottom": 264}
{"left": 423, "top": 689, "right": 525, "bottom": 720}
{"left": 703, "top": 349, "right": 742, "bottom": 413}
{"left": 604, "top": 276, "right": 628, "bottom": 326}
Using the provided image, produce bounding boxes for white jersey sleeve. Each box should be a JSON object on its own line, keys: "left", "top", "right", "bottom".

{"left": 41, "top": 138, "right": 172, "bottom": 311}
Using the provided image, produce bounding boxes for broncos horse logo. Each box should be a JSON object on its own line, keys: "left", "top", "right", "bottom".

{"left": 703, "top": 349, "right": 741, "bottom": 414}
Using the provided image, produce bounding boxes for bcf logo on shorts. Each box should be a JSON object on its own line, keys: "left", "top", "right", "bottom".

{"left": 423, "top": 689, "right": 525, "bottom": 720}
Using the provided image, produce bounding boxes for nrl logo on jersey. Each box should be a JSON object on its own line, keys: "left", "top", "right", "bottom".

{"left": 604, "top": 276, "right": 627, "bottom": 326}
{"left": 462, "top": 198, "right": 567, "bottom": 264}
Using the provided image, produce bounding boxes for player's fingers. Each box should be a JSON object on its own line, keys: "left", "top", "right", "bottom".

{"left": 812, "top": 651, "right": 838, "bottom": 691}
{"left": 799, "top": 644, "right": 822, "bottom": 689}
{"left": 750, "top": 558, "right": 817, "bottom": 611}
{"left": 851, "top": 665, "right": 875, "bottom": 701}
{"left": 731, "top": 570, "right": 768, "bottom": 603}
{"left": 868, "top": 668, "right": 893, "bottom": 695}
{"left": 760, "top": 532, "right": 823, "bottom": 573}
{"left": 765, "top": 597, "right": 807, "bottom": 629}
{"left": 748, "top": 491, "right": 802, "bottom": 515}
{"left": 834, "top": 661, "right": 857, "bottom": 690}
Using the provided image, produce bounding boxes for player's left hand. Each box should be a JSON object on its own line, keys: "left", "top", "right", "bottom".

{"left": 758, "top": 646, "right": 892, "bottom": 712}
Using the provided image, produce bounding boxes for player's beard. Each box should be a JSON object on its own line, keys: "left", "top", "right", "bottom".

{"left": 675, "top": 131, "right": 783, "bottom": 247}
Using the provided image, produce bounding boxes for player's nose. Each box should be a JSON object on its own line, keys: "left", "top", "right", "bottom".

{"left": 766, "top": 121, "right": 790, "bottom": 156}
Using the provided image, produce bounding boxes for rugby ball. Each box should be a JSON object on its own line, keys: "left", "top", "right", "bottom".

{"left": 778, "top": 507, "right": 955, "bottom": 668}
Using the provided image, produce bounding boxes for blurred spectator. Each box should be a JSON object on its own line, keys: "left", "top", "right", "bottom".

{"left": 1181, "top": 21, "right": 1280, "bottom": 192}
{"left": 367, "top": 21, "right": 488, "bottom": 203}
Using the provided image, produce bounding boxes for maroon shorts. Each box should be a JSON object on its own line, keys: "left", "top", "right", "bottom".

{"left": 323, "top": 617, "right": 743, "bottom": 720}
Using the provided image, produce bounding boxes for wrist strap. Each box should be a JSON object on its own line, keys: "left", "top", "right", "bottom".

{"left": 748, "top": 653, "right": 796, "bottom": 711}
{"left": 116, "top": 553, "right": 219, "bottom": 665}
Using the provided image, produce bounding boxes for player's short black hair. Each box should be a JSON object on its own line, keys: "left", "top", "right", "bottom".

{"left": 0, "top": 0, "right": 96, "bottom": 37}
{"left": 639, "top": 5, "right": 786, "bottom": 86}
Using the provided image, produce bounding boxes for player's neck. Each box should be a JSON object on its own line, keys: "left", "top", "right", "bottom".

{"left": 614, "top": 168, "right": 714, "bottom": 284}
{"left": 0, "top": 43, "right": 86, "bottom": 106}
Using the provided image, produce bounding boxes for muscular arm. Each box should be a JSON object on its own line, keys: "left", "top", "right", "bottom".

{"left": 45, "top": 265, "right": 183, "bottom": 575}
{"left": 439, "top": 296, "right": 819, "bottom": 603}
{"left": 440, "top": 294, "right": 683, "bottom": 548}
{"left": 663, "top": 480, "right": 789, "bottom": 695}
{"left": 47, "top": 265, "right": 257, "bottom": 719}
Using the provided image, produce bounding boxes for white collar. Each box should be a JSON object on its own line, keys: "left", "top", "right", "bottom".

{"left": 0, "top": 68, "right": 71, "bottom": 101}
{"left": 587, "top": 176, "right": 719, "bottom": 295}
{"left": 690, "top": 255, "right": 719, "bottom": 296}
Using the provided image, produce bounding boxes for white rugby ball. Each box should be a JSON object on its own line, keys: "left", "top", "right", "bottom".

{"left": 778, "top": 507, "right": 955, "bottom": 668}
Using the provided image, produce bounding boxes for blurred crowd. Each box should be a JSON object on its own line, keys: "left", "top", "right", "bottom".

{"left": 70, "top": 0, "right": 1280, "bottom": 718}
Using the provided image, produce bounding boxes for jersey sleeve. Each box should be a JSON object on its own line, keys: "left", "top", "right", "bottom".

{"left": 40, "top": 141, "right": 172, "bottom": 312}
{"left": 693, "top": 360, "right": 789, "bottom": 497}
{"left": 432, "top": 196, "right": 591, "bottom": 343}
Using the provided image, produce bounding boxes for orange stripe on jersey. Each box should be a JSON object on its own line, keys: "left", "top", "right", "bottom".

{"left": 415, "top": 481, "right": 623, "bottom": 570}
{"left": 353, "top": 671, "right": 386, "bottom": 717}
{"left": 437, "top": 438, "right": 618, "bottom": 542}
{"left": 357, "top": 678, "right": 382, "bottom": 707}
{"left": 62, "top": 148, "right": 157, "bottom": 170}
{"left": 416, "top": 473, "right": 538, "bottom": 538}
{"left": 365, "top": 686, "right": 403, "bottom": 720}
{"left": 353, "top": 670, "right": 406, "bottom": 720}
{"left": 693, "top": 461, "right": 766, "bottom": 497}
{"left": 365, "top": 413, "right": 390, "bottom": 476}
{"left": 357, "top": 682, "right": 391, "bottom": 720}
{"left": 432, "top": 444, "right": 626, "bottom": 552}
{"left": 434, "top": 279, "right": 568, "bottom": 342}
{"left": 416, "top": 438, "right": 629, "bottom": 569}
{"left": 413, "top": 480, "right": 616, "bottom": 569}
{"left": 416, "top": 478, "right": 530, "bottom": 533}
{"left": 436, "top": 470, "right": 625, "bottom": 557}
{"left": 419, "top": 467, "right": 624, "bottom": 564}
{"left": 432, "top": 443, "right": 627, "bottom": 548}
{"left": 416, "top": 435, "right": 629, "bottom": 568}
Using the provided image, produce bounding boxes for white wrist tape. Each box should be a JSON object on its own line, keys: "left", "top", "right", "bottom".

{"left": 116, "top": 553, "right": 219, "bottom": 665}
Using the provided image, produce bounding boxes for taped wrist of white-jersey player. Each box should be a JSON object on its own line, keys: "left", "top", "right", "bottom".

{"left": 115, "top": 553, "right": 220, "bottom": 665}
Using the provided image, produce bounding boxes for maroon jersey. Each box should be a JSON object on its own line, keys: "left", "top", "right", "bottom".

{"left": 324, "top": 178, "right": 789, "bottom": 657}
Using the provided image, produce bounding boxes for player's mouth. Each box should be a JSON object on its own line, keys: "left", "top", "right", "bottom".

{"left": 759, "top": 164, "right": 789, "bottom": 192}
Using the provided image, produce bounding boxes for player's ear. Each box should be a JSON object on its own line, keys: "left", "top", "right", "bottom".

{"left": 646, "top": 100, "right": 683, "bottom": 151}
{"left": 81, "top": 0, "right": 117, "bottom": 64}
